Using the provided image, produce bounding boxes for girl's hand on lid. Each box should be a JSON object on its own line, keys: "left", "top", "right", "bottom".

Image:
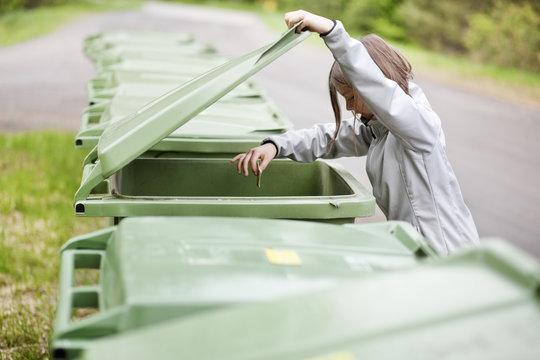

{"left": 284, "top": 10, "right": 334, "bottom": 35}
{"left": 231, "top": 143, "right": 277, "bottom": 177}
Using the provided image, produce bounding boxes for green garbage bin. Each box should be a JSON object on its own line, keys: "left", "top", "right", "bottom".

{"left": 71, "top": 240, "right": 540, "bottom": 360}
{"left": 95, "top": 50, "right": 227, "bottom": 69}
{"left": 79, "top": 92, "right": 271, "bottom": 133}
{"left": 86, "top": 42, "right": 216, "bottom": 63}
{"left": 73, "top": 24, "right": 375, "bottom": 221}
{"left": 76, "top": 94, "right": 292, "bottom": 151}
{"left": 86, "top": 72, "right": 262, "bottom": 102}
{"left": 96, "top": 58, "right": 228, "bottom": 75}
{"left": 50, "top": 216, "right": 436, "bottom": 359}
{"left": 84, "top": 30, "right": 194, "bottom": 50}
{"left": 84, "top": 32, "right": 195, "bottom": 54}
{"left": 84, "top": 91, "right": 280, "bottom": 124}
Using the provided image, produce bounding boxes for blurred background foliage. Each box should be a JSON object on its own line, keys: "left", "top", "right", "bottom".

{"left": 0, "top": 0, "right": 69, "bottom": 13}
{"left": 1, "top": 0, "right": 538, "bottom": 72}
{"left": 272, "top": 0, "right": 540, "bottom": 73}
{"left": 163, "top": 0, "right": 539, "bottom": 73}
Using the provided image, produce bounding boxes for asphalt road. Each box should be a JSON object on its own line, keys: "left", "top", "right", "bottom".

{"left": 0, "top": 2, "right": 538, "bottom": 257}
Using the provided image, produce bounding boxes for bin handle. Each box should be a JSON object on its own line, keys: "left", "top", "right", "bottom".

{"left": 74, "top": 161, "right": 104, "bottom": 207}
{"left": 83, "top": 146, "right": 98, "bottom": 166}
{"left": 80, "top": 112, "right": 91, "bottom": 132}
{"left": 55, "top": 249, "right": 105, "bottom": 333}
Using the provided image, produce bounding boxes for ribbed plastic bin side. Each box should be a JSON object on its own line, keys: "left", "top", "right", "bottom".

{"left": 50, "top": 217, "right": 436, "bottom": 359}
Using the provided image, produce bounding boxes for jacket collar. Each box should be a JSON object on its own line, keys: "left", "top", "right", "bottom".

{"left": 362, "top": 116, "right": 388, "bottom": 139}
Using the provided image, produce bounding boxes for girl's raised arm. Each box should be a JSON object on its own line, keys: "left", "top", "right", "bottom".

{"left": 323, "top": 21, "right": 441, "bottom": 152}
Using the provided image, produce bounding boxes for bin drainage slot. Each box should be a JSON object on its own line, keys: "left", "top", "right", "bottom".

{"left": 52, "top": 348, "right": 66, "bottom": 359}
{"left": 75, "top": 203, "right": 85, "bottom": 214}
{"left": 414, "top": 248, "right": 429, "bottom": 258}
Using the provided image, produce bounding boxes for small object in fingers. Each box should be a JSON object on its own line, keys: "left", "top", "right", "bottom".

{"left": 256, "top": 162, "right": 262, "bottom": 188}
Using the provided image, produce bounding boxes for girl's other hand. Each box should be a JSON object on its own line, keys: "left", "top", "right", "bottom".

{"left": 284, "top": 10, "right": 334, "bottom": 35}
{"left": 230, "top": 143, "right": 277, "bottom": 177}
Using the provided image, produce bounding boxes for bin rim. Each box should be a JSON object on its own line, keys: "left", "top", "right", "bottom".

{"left": 94, "top": 23, "right": 310, "bottom": 179}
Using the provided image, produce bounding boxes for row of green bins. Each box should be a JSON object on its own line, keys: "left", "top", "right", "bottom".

{"left": 81, "top": 32, "right": 273, "bottom": 149}
{"left": 71, "top": 239, "right": 540, "bottom": 360}
{"left": 50, "top": 216, "right": 437, "bottom": 359}
{"left": 85, "top": 78, "right": 261, "bottom": 106}
{"left": 83, "top": 30, "right": 253, "bottom": 102}
{"left": 84, "top": 30, "right": 194, "bottom": 48}
{"left": 84, "top": 30, "right": 193, "bottom": 46}
{"left": 79, "top": 31, "right": 293, "bottom": 155}
{"left": 73, "top": 25, "right": 375, "bottom": 222}
{"left": 87, "top": 41, "right": 216, "bottom": 63}
{"left": 85, "top": 62, "right": 262, "bottom": 100}
{"left": 94, "top": 51, "right": 228, "bottom": 71}
{"left": 84, "top": 30, "right": 213, "bottom": 63}
{"left": 85, "top": 56, "right": 235, "bottom": 99}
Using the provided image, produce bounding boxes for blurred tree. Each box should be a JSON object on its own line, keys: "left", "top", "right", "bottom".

{"left": 342, "top": 0, "right": 406, "bottom": 40}
{"left": 465, "top": 2, "right": 539, "bottom": 72}
{"left": 275, "top": 0, "right": 350, "bottom": 20}
{"left": 0, "top": 0, "right": 69, "bottom": 14}
{"left": 396, "top": 0, "right": 483, "bottom": 53}
{"left": 0, "top": 0, "right": 25, "bottom": 14}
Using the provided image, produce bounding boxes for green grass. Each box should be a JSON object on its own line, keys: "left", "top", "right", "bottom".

{"left": 0, "top": 132, "right": 105, "bottom": 360}
{"left": 0, "top": 0, "right": 142, "bottom": 48}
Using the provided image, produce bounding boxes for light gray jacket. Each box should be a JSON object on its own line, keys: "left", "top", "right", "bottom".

{"left": 265, "top": 21, "right": 479, "bottom": 254}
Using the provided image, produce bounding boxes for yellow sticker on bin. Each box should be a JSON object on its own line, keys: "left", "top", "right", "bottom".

{"left": 265, "top": 248, "right": 302, "bottom": 266}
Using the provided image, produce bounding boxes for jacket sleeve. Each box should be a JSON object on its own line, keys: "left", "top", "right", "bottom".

{"left": 263, "top": 117, "right": 373, "bottom": 162}
{"left": 323, "top": 21, "right": 441, "bottom": 153}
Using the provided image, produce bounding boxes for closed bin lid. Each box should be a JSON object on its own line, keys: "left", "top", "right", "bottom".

{"left": 74, "top": 240, "right": 540, "bottom": 360}
{"left": 84, "top": 30, "right": 194, "bottom": 45}
{"left": 51, "top": 217, "right": 437, "bottom": 358}
{"left": 95, "top": 24, "right": 310, "bottom": 179}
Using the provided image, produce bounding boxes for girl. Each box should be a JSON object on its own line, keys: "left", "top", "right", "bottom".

{"left": 231, "top": 10, "right": 479, "bottom": 254}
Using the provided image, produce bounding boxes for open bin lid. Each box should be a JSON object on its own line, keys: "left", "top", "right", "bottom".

{"left": 72, "top": 240, "right": 540, "bottom": 360}
{"left": 85, "top": 24, "right": 309, "bottom": 180}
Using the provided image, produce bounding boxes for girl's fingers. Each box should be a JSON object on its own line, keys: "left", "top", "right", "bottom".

{"left": 284, "top": 11, "right": 298, "bottom": 27}
{"left": 242, "top": 152, "right": 253, "bottom": 177}
{"left": 232, "top": 146, "right": 275, "bottom": 176}
{"left": 235, "top": 154, "right": 246, "bottom": 174}
{"left": 285, "top": 10, "right": 306, "bottom": 29}
{"left": 250, "top": 151, "right": 262, "bottom": 175}
{"left": 296, "top": 22, "right": 308, "bottom": 33}
{"left": 260, "top": 155, "right": 272, "bottom": 173}
{"left": 230, "top": 153, "right": 244, "bottom": 163}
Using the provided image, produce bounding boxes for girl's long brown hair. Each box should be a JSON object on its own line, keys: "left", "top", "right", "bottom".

{"left": 329, "top": 34, "right": 413, "bottom": 144}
